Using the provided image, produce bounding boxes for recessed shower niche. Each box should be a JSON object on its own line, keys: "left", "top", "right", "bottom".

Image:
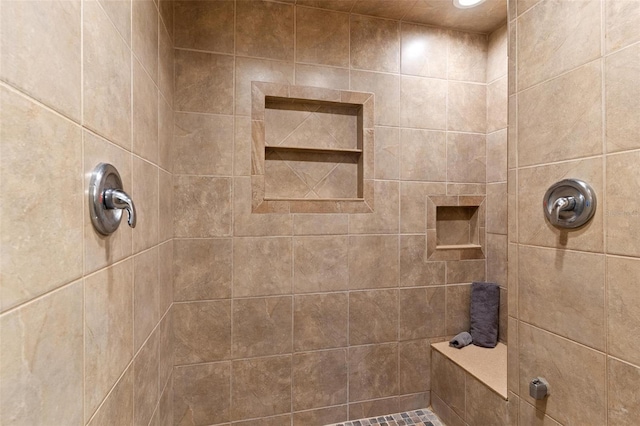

{"left": 251, "top": 82, "right": 374, "bottom": 213}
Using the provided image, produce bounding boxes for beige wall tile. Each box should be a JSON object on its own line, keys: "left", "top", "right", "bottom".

{"left": 174, "top": 362, "right": 231, "bottom": 425}
{"left": 448, "top": 30, "right": 487, "bottom": 83}
{"left": 0, "top": 88, "right": 83, "bottom": 311}
{"left": 233, "top": 237, "right": 292, "bottom": 296}
{"left": 400, "top": 235, "right": 446, "bottom": 287}
{"left": 174, "top": 175, "right": 233, "bottom": 238}
{"left": 292, "top": 349, "right": 348, "bottom": 411}
{"left": 518, "top": 323, "right": 606, "bottom": 425}
{"left": 234, "top": 116, "right": 252, "bottom": 176}
{"left": 294, "top": 236, "right": 348, "bottom": 293}
{"left": 517, "top": 0, "right": 601, "bottom": 89}
{"left": 399, "top": 339, "right": 432, "bottom": 394}
{"left": 134, "top": 247, "right": 159, "bottom": 351}
{"left": 399, "top": 287, "right": 445, "bottom": 340}
{"left": 518, "top": 398, "right": 561, "bottom": 426}
{"left": 236, "top": 0, "right": 294, "bottom": 61}
{"left": 486, "top": 233, "right": 507, "bottom": 287}
{"left": 352, "top": 0, "right": 416, "bottom": 20}
{"left": 605, "top": 43, "right": 640, "bottom": 153}
{"left": 608, "top": 357, "right": 640, "bottom": 425}
{"left": 158, "top": 23, "right": 174, "bottom": 107}
{"left": 295, "top": 64, "right": 350, "bottom": 90}
{"left": 174, "top": 238, "right": 232, "bottom": 301}
{"left": 234, "top": 414, "right": 291, "bottom": 426}
{"left": 231, "top": 356, "right": 292, "bottom": 420}
{"left": 447, "top": 260, "right": 485, "bottom": 284}
{"left": 446, "top": 284, "right": 471, "bottom": 336}
{"left": 486, "top": 129, "right": 508, "bottom": 183}
{"left": 400, "top": 129, "right": 447, "bottom": 181}
{"left": 96, "top": 0, "right": 131, "bottom": 46}
{"left": 607, "top": 152, "right": 640, "bottom": 256}
{"left": 607, "top": 256, "right": 640, "bottom": 366}
{"left": 133, "top": 60, "right": 159, "bottom": 164}
{"left": 349, "top": 181, "right": 399, "bottom": 234}
{"left": 465, "top": 375, "right": 508, "bottom": 425}
{"left": 235, "top": 56, "right": 294, "bottom": 116}
{"left": 292, "top": 406, "right": 348, "bottom": 426}
{"left": 175, "top": 49, "right": 234, "bottom": 114}
{"left": 294, "top": 293, "right": 348, "bottom": 351}
{"left": 400, "top": 75, "right": 447, "bottom": 130}
{"left": 174, "top": 0, "right": 234, "bottom": 53}
{"left": 84, "top": 260, "right": 134, "bottom": 422}
{"left": 348, "top": 343, "right": 398, "bottom": 401}
{"left": 134, "top": 329, "right": 159, "bottom": 426}
{"left": 399, "top": 183, "right": 427, "bottom": 233}
{"left": 350, "top": 70, "right": 400, "bottom": 127}
{"left": 155, "top": 376, "right": 174, "bottom": 426}
{"left": 88, "top": 365, "right": 134, "bottom": 426}
{"left": 132, "top": 157, "right": 159, "bottom": 253}
{"left": 605, "top": 0, "right": 640, "bottom": 53}
{"left": 174, "top": 300, "right": 231, "bottom": 365}
{"left": 507, "top": 318, "right": 518, "bottom": 393}
{"left": 487, "top": 24, "right": 508, "bottom": 83}
{"left": 507, "top": 94, "right": 517, "bottom": 169}
{"left": 350, "top": 14, "right": 400, "bottom": 72}
{"left": 349, "top": 289, "right": 398, "bottom": 345}
{"left": 447, "top": 132, "right": 486, "bottom": 183}
{"left": 0, "top": 282, "right": 83, "bottom": 425}
{"left": 297, "top": 0, "right": 356, "bottom": 11}
{"left": 83, "top": 0, "right": 132, "bottom": 149}
{"left": 448, "top": 82, "right": 486, "bottom": 133}
{"left": 157, "top": 312, "right": 173, "bottom": 392}
{"left": 487, "top": 76, "right": 508, "bottom": 133}
{"left": 159, "top": 0, "right": 173, "bottom": 39}
{"left": 293, "top": 214, "right": 349, "bottom": 235}
{"left": 232, "top": 296, "right": 292, "bottom": 358}
{"left": 158, "top": 97, "right": 174, "bottom": 172}
{"left": 486, "top": 183, "right": 507, "bottom": 234}
{"left": 400, "top": 23, "right": 447, "bottom": 78}
{"left": 518, "top": 61, "right": 602, "bottom": 167}
{"left": 0, "top": 0, "right": 81, "bottom": 120}
{"left": 174, "top": 113, "right": 234, "bottom": 175}
{"left": 233, "top": 177, "right": 293, "bottom": 237}
{"left": 519, "top": 245, "right": 605, "bottom": 350}
{"left": 432, "top": 349, "right": 466, "bottom": 420}
{"left": 132, "top": 0, "right": 158, "bottom": 83}
{"left": 296, "top": 7, "right": 349, "bottom": 67}
{"left": 375, "top": 126, "right": 400, "bottom": 180}
{"left": 349, "top": 235, "right": 399, "bottom": 289}
{"left": 158, "top": 170, "right": 173, "bottom": 243}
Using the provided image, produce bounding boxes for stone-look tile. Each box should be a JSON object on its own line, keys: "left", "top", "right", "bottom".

{"left": 399, "top": 287, "right": 445, "bottom": 340}
{"left": 519, "top": 245, "right": 605, "bottom": 350}
{"left": 348, "top": 397, "right": 399, "bottom": 421}
{"left": 432, "top": 390, "right": 466, "bottom": 426}
{"left": 375, "top": 126, "right": 400, "bottom": 180}
{"left": 174, "top": 0, "right": 234, "bottom": 53}
{"left": 0, "top": 0, "right": 81, "bottom": 120}
{"left": 84, "top": 260, "right": 134, "bottom": 421}
{"left": 447, "top": 82, "right": 486, "bottom": 133}
{"left": 447, "top": 133, "right": 486, "bottom": 183}
{"left": 132, "top": 157, "right": 159, "bottom": 253}
{"left": 400, "top": 75, "right": 447, "bottom": 130}
{"left": 351, "top": 0, "right": 416, "bottom": 19}
{"left": 605, "top": 0, "right": 640, "bottom": 53}
{"left": 486, "top": 234, "right": 507, "bottom": 288}
{"left": 465, "top": 375, "right": 508, "bottom": 426}
{"left": 234, "top": 117, "right": 252, "bottom": 176}
{"left": 400, "top": 129, "right": 446, "bottom": 181}
{"left": 173, "top": 176, "right": 232, "bottom": 238}
{"left": 294, "top": 236, "right": 348, "bottom": 293}
{"left": 486, "top": 183, "right": 507, "bottom": 234}
{"left": 132, "top": 0, "right": 158, "bottom": 82}
{"left": 349, "top": 235, "right": 399, "bottom": 289}
{"left": 400, "top": 235, "right": 446, "bottom": 287}
{"left": 519, "top": 323, "right": 606, "bottom": 425}
{"left": 231, "top": 356, "right": 292, "bottom": 421}
{"left": 293, "top": 406, "right": 348, "bottom": 426}
{"left": 605, "top": 43, "right": 640, "bottom": 153}
{"left": 608, "top": 357, "right": 640, "bottom": 424}
{"left": 349, "top": 181, "right": 399, "bottom": 233}
{"left": 350, "top": 70, "right": 400, "bottom": 127}
{"left": 448, "top": 31, "right": 487, "bottom": 83}
{"left": 296, "top": 0, "right": 356, "bottom": 11}
{"left": 0, "top": 282, "right": 83, "bottom": 425}
{"left": 432, "top": 350, "right": 466, "bottom": 420}
{"left": 499, "top": 287, "right": 508, "bottom": 342}
{"left": 158, "top": 23, "right": 174, "bottom": 107}
{"left": 518, "top": 158, "right": 603, "bottom": 252}
{"left": 235, "top": 57, "right": 294, "bottom": 116}
{"left": 134, "top": 248, "right": 159, "bottom": 351}
{"left": 292, "top": 349, "right": 348, "bottom": 411}
{"left": 507, "top": 170, "right": 517, "bottom": 244}
{"left": 158, "top": 170, "right": 173, "bottom": 244}
{"left": 156, "top": 376, "right": 173, "bottom": 426}
{"left": 508, "top": 317, "right": 518, "bottom": 394}
{"left": 487, "top": 24, "right": 508, "bottom": 83}
{"left": 349, "top": 290, "right": 398, "bottom": 345}
{"left": 87, "top": 365, "right": 134, "bottom": 426}
{"left": 397, "top": 393, "right": 431, "bottom": 413}
{"left": 294, "top": 293, "right": 348, "bottom": 351}
{"left": 608, "top": 152, "right": 640, "bottom": 256}
{"left": 517, "top": 0, "right": 541, "bottom": 16}
{"left": 517, "top": 0, "right": 600, "bottom": 89}
{"left": 446, "top": 284, "right": 471, "bottom": 335}
{"left": 607, "top": 256, "right": 640, "bottom": 366}
{"left": 83, "top": 0, "right": 131, "bottom": 148}
{"left": 350, "top": 14, "right": 399, "bottom": 72}
{"left": 236, "top": 0, "right": 294, "bottom": 61}
{"left": 0, "top": 88, "right": 83, "bottom": 311}
{"left": 400, "top": 182, "right": 433, "bottom": 233}
{"left": 232, "top": 297, "right": 292, "bottom": 358}
{"left": 295, "top": 64, "right": 350, "bottom": 90}
{"left": 296, "top": 7, "right": 349, "bottom": 67}
{"left": 83, "top": 131, "right": 133, "bottom": 274}
{"left": 174, "top": 301, "right": 231, "bottom": 365}
{"left": 487, "top": 77, "right": 508, "bottom": 133}
{"left": 159, "top": 0, "right": 173, "bottom": 39}
{"left": 400, "top": 23, "right": 447, "bottom": 78}
{"left": 158, "top": 97, "right": 174, "bottom": 172}
{"left": 159, "top": 239, "right": 173, "bottom": 314}
{"left": 233, "top": 177, "right": 293, "bottom": 237}
{"left": 175, "top": 49, "right": 234, "bottom": 114}
{"left": 157, "top": 313, "right": 173, "bottom": 392}
{"left": 174, "top": 113, "right": 234, "bottom": 175}
{"left": 446, "top": 260, "right": 485, "bottom": 284}
{"left": 293, "top": 214, "right": 349, "bottom": 235}
{"left": 174, "top": 239, "right": 232, "bottom": 301}
{"left": 349, "top": 344, "right": 398, "bottom": 402}
{"left": 507, "top": 242, "right": 517, "bottom": 317}
{"left": 174, "top": 362, "right": 231, "bottom": 425}
{"left": 507, "top": 95, "right": 517, "bottom": 169}
{"left": 134, "top": 330, "right": 159, "bottom": 426}
{"left": 486, "top": 129, "right": 508, "bottom": 183}
{"left": 518, "top": 400, "right": 562, "bottom": 426}
{"left": 132, "top": 60, "right": 159, "bottom": 164}
{"left": 234, "top": 415, "right": 291, "bottom": 426}
{"left": 233, "top": 237, "right": 292, "bottom": 297}
{"left": 399, "top": 339, "right": 432, "bottom": 394}
{"left": 518, "top": 61, "right": 602, "bottom": 167}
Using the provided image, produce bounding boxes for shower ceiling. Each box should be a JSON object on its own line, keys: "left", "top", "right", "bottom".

{"left": 296, "top": 0, "right": 508, "bottom": 33}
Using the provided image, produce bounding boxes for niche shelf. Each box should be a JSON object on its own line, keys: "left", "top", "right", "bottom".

{"left": 251, "top": 82, "right": 374, "bottom": 213}
{"left": 427, "top": 195, "right": 486, "bottom": 260}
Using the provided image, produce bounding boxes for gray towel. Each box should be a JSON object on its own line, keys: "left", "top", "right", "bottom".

{"left": 469, "top": 282, "right": 500, "bottom": 348}
{"left": 449, "top": 331, "right": 473, "bottom": 349}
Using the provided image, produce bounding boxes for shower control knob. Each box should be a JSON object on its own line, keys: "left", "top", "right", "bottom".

{"left": 529, "top": 377, "right": 550, "bottom": 400}
{"left": 543, "top": 179, "right": 596, "bottom": 229}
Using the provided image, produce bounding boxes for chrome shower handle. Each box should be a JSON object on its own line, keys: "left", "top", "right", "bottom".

{"left": 551, "top": 196, "right": 576, "bottom": 224}
{"left": 89, "top": 163, "right": 137, "bottom": 236}
{"left": 104, "top": 188, "right": 136, "bottom": 228}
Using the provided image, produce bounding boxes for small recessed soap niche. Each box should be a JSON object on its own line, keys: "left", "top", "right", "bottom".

{"left": 427, "top": 196, "right": 486, "bottom": 260}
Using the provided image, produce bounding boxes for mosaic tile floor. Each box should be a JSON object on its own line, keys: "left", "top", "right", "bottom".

{"left": 327, "top": 409, "right": 444, "bottom": 426}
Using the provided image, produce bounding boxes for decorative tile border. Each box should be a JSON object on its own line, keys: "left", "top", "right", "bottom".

{"left": 326, "top": 408, "right": 444, "bottom": 426}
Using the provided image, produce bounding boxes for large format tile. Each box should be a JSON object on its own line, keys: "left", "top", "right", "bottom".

{"left": 605, "top": 0, "right": 640, "bottom": 53}
{"left": 431, "top": 349, "right": 465, "bottom": 420}
{"left": 608, "top": 357, "right": 640, "bottom": 425}
{"left": 233, "top": 237, "right": 292, "bottom": 297}
{"left": 173, "top": 176, "right": 232, "bottom": 238}
{"left": 400, "top": 235, "right": 446, "bottom": 287}
{"left": 132, "top": 0, "right": 158, "bottom": 83}
{"left": 350, "top": 70, "right": 400, "bottom": 127}
{"left": 87, "top": 365, "right": 134, "bottom": 426}
{"left": 400, "top": 75, "right": 447, "bottom": 130}
{"left": 133, "top": 248, "right": 159, "bottom": 351}
{"left": 399, "top": 287, "right": 445, "bottom": 340}
{"left": 236, "top": 0, "right": 294, "bottom": 61}
{"left": 448, "top": 30, "right": 487, "bottom": 83}
{"left": 293, "top": 236, "right": 348, "bottom": 293}
{"left": 293, "top": 293, "right": 348, "bottom": 351}
{"left": 400, "top": 23, "right": 447, "bottom": 79}
{"left": 607, "top": 152, "right": 640, "bottom": 257}
{"left": 232, "top": 296, "right": 292, "bottom": 358}
{"left": 132, "top": 157, "right": 159, "bottom": 253}
{"left": 174, "top": 301, "right": 231, "bottom": 365}
{"left": 173, "top": 239, "right": 232, "bottom": 301}
{"left": 348, "top": 235, "right": 399, "bottom": 289}
{"left": 607, "top": 256, "right": 640, "bottom": 366}
{"left": 349, "top": 289, "right": 398, "bottom": 345}
{"left": 174, "top": 362, "right": 231, "bottom": 425}
{"left": 132, "top": 60, "right": 158, "bottom": 164}
{"left": 292, "top": 349, "right": 348, "bottom": 411}
{"left": 348, "top": 344, "right": 398, "bottom": 402}
{"left": 447, "top": 133, "right": 486, "bottom": 183}
{"left": 487, "top": 76, "right": 508, "bottom": 133}
{"left": 400, "top": 129, "right": 446, "bottom": 182}
{"left": 447, "top": 82, "right": 486, "bottom": 133}
{"left": 174, "top": 0, "right": 234, "bottom": 53}
{"left": 134, "top": 329, "right": 159, "bottom": 426}
{"left": 296, "top": 7, "right": 349, "bottom": 67}
{"left": 399, "top": 339, "right": 432, "bottom": 394}
{"left": 350, "top": 14, "right": 400, "bottom": 72}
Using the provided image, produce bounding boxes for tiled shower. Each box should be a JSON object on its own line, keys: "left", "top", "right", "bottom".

{"left": 0, "top": 0, "right": 638, "bottom": 425}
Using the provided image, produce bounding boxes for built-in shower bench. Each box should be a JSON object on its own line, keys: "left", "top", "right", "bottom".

{"left": 430, "top": 341, "right": 512, "bottom": 425}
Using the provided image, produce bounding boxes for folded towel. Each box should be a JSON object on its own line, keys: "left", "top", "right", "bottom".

{"left": 469, "top": 282, "right": 500, "bottom": 348}
{"left": 449, "top": 331, "right": 473, "bottom": 349}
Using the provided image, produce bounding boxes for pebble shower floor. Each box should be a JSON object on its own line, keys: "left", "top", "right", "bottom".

{"left": 326, "top": 409, "right": 445, "bottom": 426}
